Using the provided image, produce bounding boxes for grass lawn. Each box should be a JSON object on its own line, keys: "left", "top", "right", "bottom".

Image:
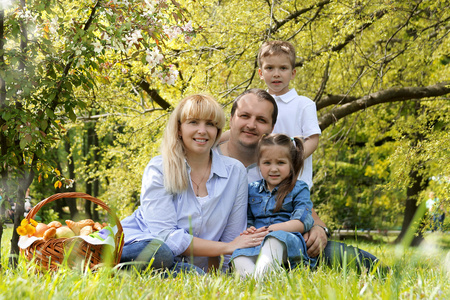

{"left": 0, "top": 227, "right": 449, "bottom": 299}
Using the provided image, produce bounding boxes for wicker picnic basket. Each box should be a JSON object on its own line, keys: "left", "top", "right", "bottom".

{"left": 21, "top": 192, "right": 124, "bottom": 271}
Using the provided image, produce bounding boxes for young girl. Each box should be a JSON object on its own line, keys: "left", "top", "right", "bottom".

{"left": 231, "top": 133, "right": 317, "bottom": 278}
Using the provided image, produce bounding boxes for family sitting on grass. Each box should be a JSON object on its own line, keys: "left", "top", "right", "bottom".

{"left": 120, "top": 41, "right": 387, "bottom": 277}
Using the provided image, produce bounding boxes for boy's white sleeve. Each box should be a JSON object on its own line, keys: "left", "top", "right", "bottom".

{"left": 300, "top": 102, "right": 321, "bottom": 138}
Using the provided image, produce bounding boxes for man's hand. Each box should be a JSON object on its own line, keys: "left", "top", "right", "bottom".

{"left": 303, "top": 225, "right": 328, "bottom": 257}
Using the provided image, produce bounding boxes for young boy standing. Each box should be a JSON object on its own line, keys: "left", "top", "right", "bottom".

{"left": 258, "top": 40, "right": 321, "bottom": 189}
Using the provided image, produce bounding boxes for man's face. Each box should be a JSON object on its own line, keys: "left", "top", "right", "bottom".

{"left": 229, "top": 93, "right": 274, "bottom": 148}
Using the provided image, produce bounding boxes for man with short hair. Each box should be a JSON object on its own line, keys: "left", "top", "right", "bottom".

{"left": 217, "top": 88, "right": 384, "bottom": 272}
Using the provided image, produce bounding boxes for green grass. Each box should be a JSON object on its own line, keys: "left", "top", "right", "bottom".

{"left": 1, "top": 227, "right": 449, "bottom": 299}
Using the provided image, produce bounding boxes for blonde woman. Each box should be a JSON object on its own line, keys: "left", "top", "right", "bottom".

{"left": 120, "top": 94, "right": 269, "bottom": 273}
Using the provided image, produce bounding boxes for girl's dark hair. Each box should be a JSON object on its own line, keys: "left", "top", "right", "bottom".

{"left": 257, "top": 133, "right": 304, "bottom": 212}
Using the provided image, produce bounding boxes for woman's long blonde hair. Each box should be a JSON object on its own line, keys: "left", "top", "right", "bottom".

{"left": 161, "top": 94, "right": 225, "bottom": 194}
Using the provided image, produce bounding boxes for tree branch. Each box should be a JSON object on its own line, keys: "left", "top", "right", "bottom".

{"left": 77, "top": 109, "right": 166, "bottom": 121}
{"left": 294, "top": 8, "right": 388, "bottom": 68}
{"left": 51, "top": 0, "right": 102, "bottom": 111}
{"left": 384, "top": 1, "right": 421, "bottom": 55}
{"left": 139, "top": 80, "right": 172, "bottom": 110}
{"left": 286, "top": 4, "right": 324, "bottom": 43}
{"left": 313, "top": 57, "right": 330, "bottom": 103}
{"left": 332, "top": 9, "right": 388, "bottom": 53}
{"left": 317, "top": 94, "right": 359, "bottom": 110}
{"left": 266, "top": 0, "right": 331, "bottom": 36}
{"left": 319, "top": 82, "right": 450, "bottom": 130}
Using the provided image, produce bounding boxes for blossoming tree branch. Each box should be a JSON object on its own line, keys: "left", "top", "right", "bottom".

{"left": 0, "top": 0, "right": 193, "bottom": 266}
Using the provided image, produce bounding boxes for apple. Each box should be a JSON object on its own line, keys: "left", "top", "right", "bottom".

{"left": 55, "top": 226, "right": 75, "bottom": 238}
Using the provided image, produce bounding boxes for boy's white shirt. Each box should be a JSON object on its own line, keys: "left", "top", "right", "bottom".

{"left": 270, "top": 88, "right": 321, "bottom": 189}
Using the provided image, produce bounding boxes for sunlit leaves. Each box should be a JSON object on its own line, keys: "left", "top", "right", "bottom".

{"left": 0, "top": 0, "right": 193, "bottom": 229}
{"left": 54, "top": 180, "right": 62, "bottom": 189}
{"left": 161, "top": 0, "right": 450, "bottom": 230}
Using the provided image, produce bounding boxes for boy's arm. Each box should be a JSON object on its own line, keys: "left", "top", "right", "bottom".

{"left": 300, "top": 134, "right": 319, "bottom": 159}
{"left": 219, "top": 129, "right": 231, "bottom": 144}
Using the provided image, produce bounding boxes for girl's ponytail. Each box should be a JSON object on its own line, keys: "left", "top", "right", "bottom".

{"left": 290, "top": 136, "right": 305, "bottom": 180}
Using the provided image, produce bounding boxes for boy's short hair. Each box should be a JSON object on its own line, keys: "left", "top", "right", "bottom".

{"left": 258, "top": 40, "right": 296, "bottom": 69}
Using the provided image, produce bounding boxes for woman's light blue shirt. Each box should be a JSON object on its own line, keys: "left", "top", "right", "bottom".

{"left": 121, "top": 150, "right": 248, "bottom": 271}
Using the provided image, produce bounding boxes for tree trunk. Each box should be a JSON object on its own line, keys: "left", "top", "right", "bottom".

{"left": 85, "top": 185, "right": 93, "bottom": 219}
{"left": 0, "top": 220, "right": 3, "bottom": 270}
{"left": 64, "top": 130, "right": 78, "bottom": 219}
{"left": 84, "top": 123, "right": 95, "bottom": 219}
{"left": 0, "top": 5, "right": 7, "bottom": 271}
{"left": 394, "top": 168, "right": 427, "bottom": 246}
{"left": 394, "top": 101, "right": 430, "bottom": 246}
{"left": 9, "top": 185, "right": 27, "bottom": 267}
{"left": 92, "top": 129, "right": 100, "bottom": 220}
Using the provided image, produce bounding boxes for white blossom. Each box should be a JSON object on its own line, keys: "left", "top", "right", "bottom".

{"left": 123, "top": 29, "right": 143, "bottom": 49}
{"left": 65, "top": 179, "right": 75, "bottom": 189}
{"left": 103, "top": 32, "right": 110, "bottom": 41}
{"left": 74, "top": 46, "right": 86, "bottom": 56}
{"left": 163, "top": 25, "right": 182, "bottom": 41}
{"left": 76, "top": 56, "right": 85, "bottom": 68}
{"left": 157, "top": 65, "right": 178, "bottom": 85}
{"left": 49, "top": 17, "right": 58, "bottom": 35}
{"left": 17, "top": 7, "right": 37, "bottom": 23}
{"left": 146, "top": 48, "right": 164, "bottom": 68}
{"left": 105, "top": 8, "right": 113, "bottom": 16}
{"left": 143, "top": 0, "right": 157, "bottom": 14}
{"left": 182, "top": 21, "right": 193, "bottom": 33}
{"left": 92, "top": 41, "right": 103, "bottom": 54}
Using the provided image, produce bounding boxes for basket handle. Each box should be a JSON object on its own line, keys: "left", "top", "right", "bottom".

{"left": 26, "top": 192, "right": 124, "bottom": 262}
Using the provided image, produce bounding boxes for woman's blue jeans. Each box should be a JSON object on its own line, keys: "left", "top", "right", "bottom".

{"left": 120, "top": 239, "right": 205, "bottom": 275}
{"left": 120, "top": 239, "right": 174, "bottom": 270}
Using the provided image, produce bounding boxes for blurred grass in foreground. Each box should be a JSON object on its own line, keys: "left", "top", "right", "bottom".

{"left": 0, "top": 227, "right": 449, "bottom": 299}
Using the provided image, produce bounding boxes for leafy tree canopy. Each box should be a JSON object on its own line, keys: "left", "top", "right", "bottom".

{"left": 1, "top": 0, "right": 449, "bottom": 260}
{"left": 85, "top": 0, "right": 450, "bottom": 231}
{"left": 0, "top": 0, "right": 192, "bottom": 264}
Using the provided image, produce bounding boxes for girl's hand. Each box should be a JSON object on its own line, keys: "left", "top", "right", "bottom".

{"left": 240, "top": 226, "right": 257, "bottom": 235}
{"left": 239, "top": 226, "right": 270, "bottom": 236}
{"left": 254, "top": 226, "right": 270, "bottom": 233}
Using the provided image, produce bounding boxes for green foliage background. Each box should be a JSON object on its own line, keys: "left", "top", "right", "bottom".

{"left": 1, "top": 0, "right": 449, "bottom": 239}
{"left": 90, "top": 0, "right": 450, "bottom": 231}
